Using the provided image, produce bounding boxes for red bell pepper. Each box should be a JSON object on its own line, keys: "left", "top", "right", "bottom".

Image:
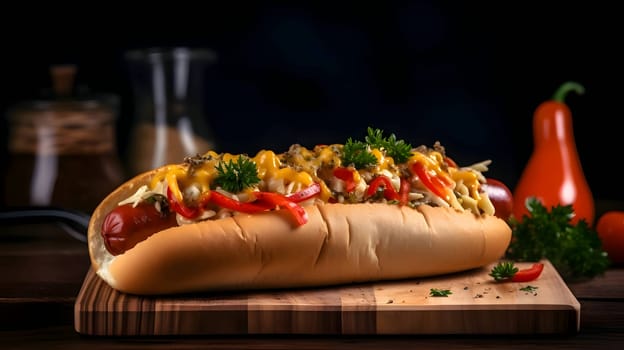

{"left": 286, "top": 182, "right": 321, "bottom": 202}
{"left": 167, "top": 187, "right": 200, "bottom": 219}
{"left": 167, "top": 183, "right": 311, "bottom": 226}
{"left": 411, "top": 162, "right": 452, "bottom": 201}
{"left": 444, "top": 156, "right": 458, "bottom": 168}
{"left": 511, "top": 263, "right": 545, "bottom": 282}
{"left": 366, "top": 176, "right": 400, "bottom": 201}
{"left": 208, "top": 191, "right": 271, "bottom": 214}
{"left": 333, "top": 167, "right": 357, "bottom": 193}
{"left": 398, "top": 177, "right": 411, "bottom": 205}
{"left": 254, "top": 192, "right": 309, "bottom": 226}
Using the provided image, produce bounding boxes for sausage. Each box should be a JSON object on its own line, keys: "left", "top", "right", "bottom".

{"left": 101, "top": 202, "right": 177, "bottom": 256}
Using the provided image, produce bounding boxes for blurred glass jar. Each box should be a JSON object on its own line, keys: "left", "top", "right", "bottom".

{"left": 123, "top": 47, "right": 219, "bottom": 176}
{"left": 3, "top": 65, "right": 125, "bottom": 213}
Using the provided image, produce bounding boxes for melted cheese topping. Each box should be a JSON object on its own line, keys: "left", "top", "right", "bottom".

{"left": 450, "top": 168, "right": 481, "bottom": 200}
{"left": 147, "top": 143, "right": 492, "bottom": 216}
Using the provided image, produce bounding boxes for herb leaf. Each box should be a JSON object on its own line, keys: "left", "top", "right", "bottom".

{"left": 364, "top": 127, "right": 413, "bottom": 163}
{"left": 214, "top": 156, "right": 261, "bottom": 193}
{"left": 506, "top": 197, "right": 610, "bottom": 281}
{"left": 520, "top": 285, "right": 539, "bottom": 293}
{"left": 429, "top": 288, "right": 452, "bottom": 297}
{"left": 342, "top": 137, "right": 377, "bottom": 169}
{"left": 489, "top": 261, "right": 519, "bottom": 281}
{"left": 342, "top": 127, "right": 415, "bottom": 168}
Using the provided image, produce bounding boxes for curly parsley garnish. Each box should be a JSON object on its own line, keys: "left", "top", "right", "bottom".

{"left": 489, "top": 261, "right": 519, "bottom": 281}
{"left": 341, "top": 127, "right": 414, "bottom": 169}
{"left": 214, "top": 156, "right": 260, "bottom": 193}
{"left": 520, "top": 285, "right": 539, "bottom": 293}
{"left": 506, "top": 198, "right": 610, "bottom": 281}
{"left": 364, "top": 127, "right": 413, "bottom": 163}
{"left": 342, "top": 137, "right": 377, "bottom": 169}
{"left": 429, "top": 288, "right": 452, "bottom": 297}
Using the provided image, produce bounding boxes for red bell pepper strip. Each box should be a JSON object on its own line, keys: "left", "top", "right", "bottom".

{"left": 167, "top": 187, "right": 200, "bottom": 219}
{"left": 511, "top": 263, "right": 545, "bottom": 282}
{"left": 168, "top": 185, "right": 310, "bottom": 226}
{"left": 254, "top": 192, "right": 308, "bottom": 226}
{"left": 398, "top": 177, "right": 411, "bottom": 205}
{"left": 333, "top": 167, "right": 357, "bottom": 193}
{"left": 366, "top": 176, "right": 400, "bottom": 201}
{"left": 444, "top": 156, "right": 458, "bottom": 168}
{"left": 411, "top": 162, "right": 452, "bottom": 201}
{"left": 286, "top": 182, "right": 321, "bottom": 202}
{"left": 208, "top": 191, "right": 271, "bottom": 213}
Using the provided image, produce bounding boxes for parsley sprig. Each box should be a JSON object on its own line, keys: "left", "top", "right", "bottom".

{"left": 214, "top": 156, "right": 261, "bottom": 193}
{"left": 520, "top": 285, "right": 539, "bottom": 293}
{"left": 341, "top": 127, "right": 413, "bottom": 169}
{"left": 342, "top": 137, "right": 378, "bottom": 169}
{"left": 506, "top": 198, "right": 610, "bottom": 281}
{"left": 364, "top": 127, "right": 413, "bottom": 163}
{"left": 429, "top": 288, "right": 452, "bottom": 297}
{"left": 489, "top": 261, "right": 519, "bottom": 281}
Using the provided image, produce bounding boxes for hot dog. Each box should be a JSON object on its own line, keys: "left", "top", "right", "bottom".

{"left": 101, "top": 202, "right": 177, "bottom": 255}
{"left": 88, "top": 128, "right": 512, "bottom": 295}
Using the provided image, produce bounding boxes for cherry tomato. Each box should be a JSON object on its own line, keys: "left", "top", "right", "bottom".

{"left": 596, "top": 211, "right": 624, "bottom": 265}
{"left": 481, "top": 178, "right": 514, "bottom": 221}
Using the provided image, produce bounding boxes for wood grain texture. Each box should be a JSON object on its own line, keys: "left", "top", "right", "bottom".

{"left": 74, "top": 260, "right": 579, "bottom": 336}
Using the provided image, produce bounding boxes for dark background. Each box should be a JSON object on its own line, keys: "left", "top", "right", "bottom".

{"left": 1, "top": 2, "right": 622, "bottom": 205}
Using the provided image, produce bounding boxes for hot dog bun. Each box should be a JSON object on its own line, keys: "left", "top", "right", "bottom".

{"left": 88, "top": 170, "right": 512, "bottom": 295}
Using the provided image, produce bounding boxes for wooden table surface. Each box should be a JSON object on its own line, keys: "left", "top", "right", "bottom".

{"left": 2, "top": 220, "right": 623, "bottom": 349}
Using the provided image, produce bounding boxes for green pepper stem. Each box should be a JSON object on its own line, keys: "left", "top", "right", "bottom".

{"left": 552, "top": 81, "right": 585, "bottom": 102}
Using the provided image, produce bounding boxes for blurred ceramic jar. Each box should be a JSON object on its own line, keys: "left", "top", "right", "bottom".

{"left": 3, "top": 65, "right": 125, "bottom": 213}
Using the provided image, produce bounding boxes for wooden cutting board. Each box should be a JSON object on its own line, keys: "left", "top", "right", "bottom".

{"left": 74, "top": 259, "right": 579, "bottom": 336}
